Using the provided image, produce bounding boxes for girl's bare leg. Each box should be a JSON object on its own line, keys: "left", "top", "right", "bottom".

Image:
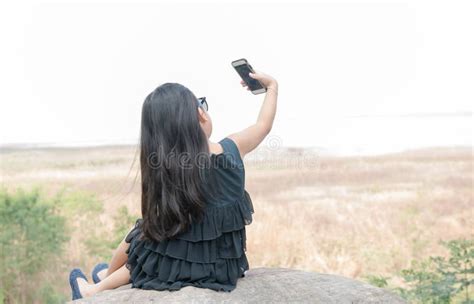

{"left": 75, "top": 225, "right": 135, "bottom": 298}
{"left": 102, "top": 225, "right": 136, "bottom": 277}
{"left": 103, "top": 234, "right": 132, "bottom": 278}
{"left": 76, "top": 264, "right": 131, "bottom": 297}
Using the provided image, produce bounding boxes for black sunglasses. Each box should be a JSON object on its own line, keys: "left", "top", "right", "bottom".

{"left": 197, "top": 97, "right": 208, "bottom": 111}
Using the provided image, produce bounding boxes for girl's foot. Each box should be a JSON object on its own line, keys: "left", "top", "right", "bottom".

{"left": 76, "top": 277, "right": 99, "bottom": 298}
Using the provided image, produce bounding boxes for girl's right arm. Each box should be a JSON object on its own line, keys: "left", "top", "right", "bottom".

{"left": 227, "top": 70, "right": 278, "bottom": 159}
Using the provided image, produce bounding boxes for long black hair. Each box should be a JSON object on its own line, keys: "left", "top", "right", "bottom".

{"left": 139, "top": 82, "right": 214, "bottom": 243}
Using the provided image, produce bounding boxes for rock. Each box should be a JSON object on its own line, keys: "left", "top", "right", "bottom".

{"left": 69, "top": 267, "right": 406, "bottom": 303}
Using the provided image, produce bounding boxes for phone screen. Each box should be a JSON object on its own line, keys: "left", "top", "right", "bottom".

{"left": 234, "top": 64, "right": 265, "bottom": 91}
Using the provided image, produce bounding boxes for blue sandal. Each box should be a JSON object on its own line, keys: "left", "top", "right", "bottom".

{"left": 92, "top": 263, "right": 109, "bottom": 283}
{"left": 69, "top": 268, "right": 88, "bottom": 300}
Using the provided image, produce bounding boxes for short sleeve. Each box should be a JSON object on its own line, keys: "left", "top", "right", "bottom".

{"left": 219, "top": 137, "right": 244, "bottom": 170}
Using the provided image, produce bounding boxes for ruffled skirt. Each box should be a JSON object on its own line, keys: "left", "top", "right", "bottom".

{"left": 124, "top": 191, "right": 254, "bottom": 292}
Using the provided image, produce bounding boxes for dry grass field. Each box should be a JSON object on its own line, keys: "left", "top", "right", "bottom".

{"left": 1, "top": 145, "right": 472, "bottom": 297}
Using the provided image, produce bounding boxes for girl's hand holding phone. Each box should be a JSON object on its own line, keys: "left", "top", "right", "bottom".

{"left": 240, "top": 70, "right": 278, "bottom": 92}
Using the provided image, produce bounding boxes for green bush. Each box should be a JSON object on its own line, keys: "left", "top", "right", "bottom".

{"left": 366, "top": 238, "right": 473, "bottom": 304}
{"left": 365, "top": 274, "right": 390, "bottom": 288}
{"left": 0, "top": 185, "right": 136, "bottom": 303}
{"left": 0, "top": 187, "right": 70, "bottom": 304}
{"left": 398, "top": 239, "right": 473, "bottom": 304}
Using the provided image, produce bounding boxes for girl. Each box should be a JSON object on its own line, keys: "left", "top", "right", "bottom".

{"left": 69, "top": 69, "right": 278, "bottom": 299}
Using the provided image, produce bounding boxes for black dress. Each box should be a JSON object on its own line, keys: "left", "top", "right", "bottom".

{"left": 124, "top": 137, "right": 254, "bottom": 292}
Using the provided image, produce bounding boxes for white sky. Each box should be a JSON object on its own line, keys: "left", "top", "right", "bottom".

{"left": 0, "top": 0, "right": 472, "bottom": 155}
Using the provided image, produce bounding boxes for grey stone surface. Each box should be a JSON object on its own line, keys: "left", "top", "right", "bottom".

{"left": 69, "top": 267, "right": 407, "bottom": 303}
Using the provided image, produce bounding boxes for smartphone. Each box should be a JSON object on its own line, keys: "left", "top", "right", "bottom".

{"left": 231, "top": 58, "right": 267, "bottom": 95}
